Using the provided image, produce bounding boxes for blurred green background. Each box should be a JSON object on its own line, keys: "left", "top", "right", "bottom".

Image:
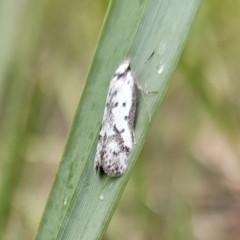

{"left": 0, "top": 0, "right": 240, "bottom": 240}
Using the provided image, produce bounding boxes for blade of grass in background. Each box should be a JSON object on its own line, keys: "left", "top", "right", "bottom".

{"left": 0, "top": 0, "right": 47, "bottom": 238}
{"left": 35, "top": 0, "right": 202, "bottom": 239}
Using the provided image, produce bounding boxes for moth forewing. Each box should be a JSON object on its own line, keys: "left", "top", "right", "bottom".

{"left": 94, "top": 61, "right": 136, "bottom": 177}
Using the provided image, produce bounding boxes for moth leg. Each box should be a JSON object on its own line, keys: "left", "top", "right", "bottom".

{"left": 132, "top": 51, "right": 157, "bottom": 94}
{"left": 132, "top": 129, "right": 136, "bottom": 145}
{"left": 94, "top": 138, "right": 103, "bottom": 174}
{"left": 94, "top": 159, "right": 101, "bottom": 173}
{"left": 133, "top": 74, "right": 158, "bottom": 122}
{"left": 134, "top": 77, "right": 158, "bottom": 94}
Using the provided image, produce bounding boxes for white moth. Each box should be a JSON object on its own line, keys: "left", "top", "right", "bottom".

{"left": 94, "top": 59, "right": 153, "bottom": 177}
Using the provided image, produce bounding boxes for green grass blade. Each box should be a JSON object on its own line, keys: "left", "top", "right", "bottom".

{"left": 35, "top": 0, "right": 202, "bottom": 239}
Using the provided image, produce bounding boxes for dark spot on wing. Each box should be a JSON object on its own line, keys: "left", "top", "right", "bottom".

{"left": 114, "top": 102, "right": 118, "bottom": 107}
{"left": 125, "top": 146, "right": 130, "bottom": 153}
{"left": 124, "top": 116, "right": 128, "bottom": 120}
{"left": 117, "top": 72, "right": 126, "bottom": 79}
{"left": 113, "top": 125, "right": 119, "bottom": 133}
{"left": 103, "top": 133, "right": 107, "bottom": 140}
{"left": 122, "top": 102, "right": 126, "bottom": 107}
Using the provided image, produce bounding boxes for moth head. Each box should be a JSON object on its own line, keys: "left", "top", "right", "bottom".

{"left": 114, "top": 60, "right": 131, "bottom": 77}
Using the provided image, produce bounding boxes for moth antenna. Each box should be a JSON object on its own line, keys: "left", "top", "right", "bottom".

{"left": 134, "top": 51, "right": 155, "bottom": 74}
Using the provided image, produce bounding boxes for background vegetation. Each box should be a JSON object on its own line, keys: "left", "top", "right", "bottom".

{"left": 0, "top": 0, "right": 240, "bottom": 240}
